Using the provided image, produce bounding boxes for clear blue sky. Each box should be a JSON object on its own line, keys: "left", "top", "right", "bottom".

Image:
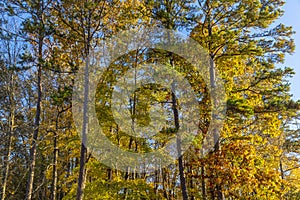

{"left": 280, "top": 1, "right": 300, "bottom": 100}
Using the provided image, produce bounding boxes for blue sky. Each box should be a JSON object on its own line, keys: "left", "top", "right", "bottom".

{"left": 280, "top": 1, "right": 300, "bottom": 100}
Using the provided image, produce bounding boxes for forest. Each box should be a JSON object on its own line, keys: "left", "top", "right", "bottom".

{"left": 0, "top": 0, "right": 299, "bottom": 199}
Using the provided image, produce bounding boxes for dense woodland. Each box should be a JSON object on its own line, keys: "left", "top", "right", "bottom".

{"left": 0, "top": 0, "right": 300, "bottom": 199}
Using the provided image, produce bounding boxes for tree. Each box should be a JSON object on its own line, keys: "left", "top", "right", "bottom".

{"left": 0, "top": 17, "right": 20, "bottom": 200}
{"left": 190, "top": 0, "right": 297, "bottom": 199}
{"left": 52, "top": 0, "right": 146, "bottom": 199}
{"left": 5, "top": 0, "right": 54, "bottom": 199}
{"left": 145, "top": 1, "right": 197, "bottom": 199}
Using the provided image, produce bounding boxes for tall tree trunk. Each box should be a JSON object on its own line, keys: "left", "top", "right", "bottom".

{"left": 76, "top": 55, "right": 89, "bottom": 200}
{"left": 26, "top": 35, "right": 43, "bottom": 200}
{"left": 210, "top": 54, "right": 223, "bottom": 200}
{"left": 1, "top": 91, "right": 15, "bottom": 200}
{"left": 76, "top": 2, "right": 94, "bottom": 198}
{"left": 206, "top": 0, "right": 223, "bottom": 198}
{"left": 51, "top": 113, "right": 59, "bottom": 200}
{"left": 1, "top": 130, "right": 13, "bottom": 200}
{"left": 171, "top": 82, "right": 188, "bottom": 200}
{"left": 166, "top": 15, "right": 188, "bottom": 196}
{"left": 51, "top": 132, "right": 58, "bottom": 200}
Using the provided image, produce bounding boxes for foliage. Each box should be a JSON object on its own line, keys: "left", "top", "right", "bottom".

{"left": 0, "top": 0, "right": 299, "bottom": 199}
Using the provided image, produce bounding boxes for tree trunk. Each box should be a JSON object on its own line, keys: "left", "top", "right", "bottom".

{"left": 171, "top": 83, "right": 188, "bottom": 200}
{"left": 76, "top": 55, "right": 89, "bottom": 200}
{"left": 76, "top": 2, "right": 94, "bottom": 198}
{"left": 51, "top": 113, "right": 59, "bottom": 200}
{"left": 206, "top": 0, "right": 223, "bottom": 198}
{"left": 1, "top": 97, "right": 14, "bottom": 200}
{"left": 26, "top": 35, "right": 43, "bottom": 200}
